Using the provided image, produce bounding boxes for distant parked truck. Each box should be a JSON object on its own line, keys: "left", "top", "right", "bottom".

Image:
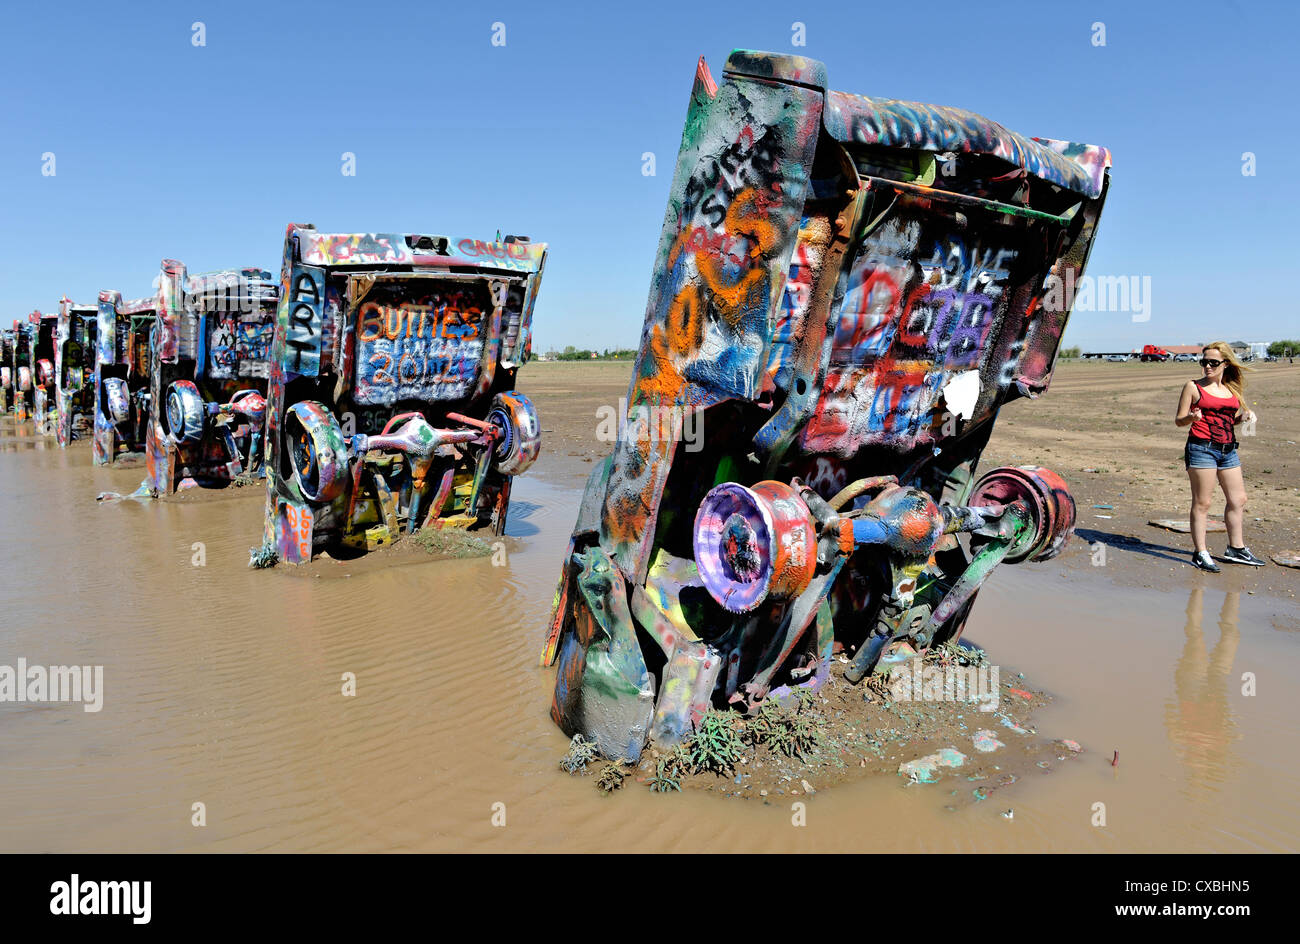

{"left": 139, "top": 261, "right": 279, "bottom": 495}
{"left": 93, "top": 290, "right": 158, "bottom": 465}
{"left": 1139, "top": 344, "right": 1170, "bottom": 362}
{"left": 54, "top": 297, "right": 99, "bottom": 446}
{"left": 256, "top": 224, "right": 546, "bottom": 565}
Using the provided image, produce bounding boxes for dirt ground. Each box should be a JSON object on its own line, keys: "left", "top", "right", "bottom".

{"left": 524, "top": 359, "right": 1300, "bottom": 599}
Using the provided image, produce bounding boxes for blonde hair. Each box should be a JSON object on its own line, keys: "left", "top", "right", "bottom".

{"left": 1202, "top": 341, "right": 1249, "bottom": 402}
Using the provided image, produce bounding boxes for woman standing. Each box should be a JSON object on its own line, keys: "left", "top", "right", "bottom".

{"left": 1174, "top": 342, "right": 1263, "bottom": 572}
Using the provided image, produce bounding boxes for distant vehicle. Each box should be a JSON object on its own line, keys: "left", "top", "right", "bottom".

{"left": 1139, "top": 344, "right": 1170, "bottom": 362}
{"left": 1173, "top": 353, "right": 1197, "bottom": 362}
{"left": 1106, "top": 355, "right": 1128, "bottom": 362}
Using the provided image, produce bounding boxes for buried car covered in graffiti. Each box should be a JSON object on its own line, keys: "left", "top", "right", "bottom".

{"left": 0, "top": 325, "right": 13, "bottom": 413}
{"left": 93, "top": 289, "right": 158, "bottom": 465}
{"left": 138, "top": 261, "right": 278, "bottom": 494}
{"left": 255, "top": 224, "right": 546, "bottom": 566}
{"left": 4, "top": 320, "right": 31, "bottom": 420}
{"left": 5, "top": 314, "right": 53, "bottom": 424}
{"left": 31, "top": 310, "right": 59, "bottom": 433}
{"left": 543, "top": 51, "right": 1109, "bottom": 762}
{"left": 54, "top": 297, "right": 99, "bottom": 446}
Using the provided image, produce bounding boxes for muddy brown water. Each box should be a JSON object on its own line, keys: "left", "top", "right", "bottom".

{"left": 1, "top": 426, "right": 1297, "bottom": 852}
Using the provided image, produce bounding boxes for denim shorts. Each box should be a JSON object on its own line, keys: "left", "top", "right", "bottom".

{"left": 1185, "top": 438, "right": 1240, "bottom": 470}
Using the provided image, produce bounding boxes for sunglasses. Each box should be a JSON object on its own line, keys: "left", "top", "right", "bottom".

{"left": 1199, "top": 358, "right": 1223, "bottom": 368}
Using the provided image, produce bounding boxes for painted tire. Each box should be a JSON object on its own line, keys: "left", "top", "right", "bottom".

{"left": 17, "top": 366, "right": 32, "bottom": 393}
{"left": 283, "top": 401, "right": 347, "bottom": 504}
{"left": 36, "top": 359, "right": 54, "bottom": 387}
{"left": 1, "top": 367, "right": 10, "bottom": 390}
{"left": 968, "top": 465, "right": 1076, "bottom": 563}
{"left": 694, "top": 480, "right": 817, "bottom": 613}
{"left": 102, "top": 378, "right": 130, "bottom": 423}
{"left": 488, "top": 391, "right": 541, "bottom": 476}
{"left": 164, "top": 380, "right": 205, "bottom": 445}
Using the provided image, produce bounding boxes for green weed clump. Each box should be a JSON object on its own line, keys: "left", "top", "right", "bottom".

{"left": 648, "top": 744, "right": 692, "bottom": 793}
{"left": 595, "top": 763, "right": 628, "bottom": 793}
{"left": 924, "top": 640, "right": 987, "bottom": 667}
{"left": 248, "top": 543, "right": 279, "bottom": 569}
{"left": 746, "top": 694, "right": 824, "bottom": 760}
{"left": 685, "top": 708, "right": 746, "bottom": 775}
{"left": 559, "top": 733, "right": 598, "bottom": 774}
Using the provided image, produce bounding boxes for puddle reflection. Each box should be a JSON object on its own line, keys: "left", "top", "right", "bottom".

{"left": 1164, "top": 587, "right": 1240, "bottom": 796}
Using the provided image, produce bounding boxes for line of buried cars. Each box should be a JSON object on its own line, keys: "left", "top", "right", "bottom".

{"left": 0, "top": 222, "right": 548, "bottom": 563}
{"left": 2, "top": 51, "right": 1111, "bottom": 768}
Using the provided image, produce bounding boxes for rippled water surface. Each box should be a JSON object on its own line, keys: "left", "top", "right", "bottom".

{"left": 1, "top": 425, "right": 1297, "bottom": 852}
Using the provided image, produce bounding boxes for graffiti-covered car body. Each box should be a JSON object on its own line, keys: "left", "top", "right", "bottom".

{"left": 0, "top": 326, "right": 13, "bottom": 413}
{"left": 6, "top": 314, "right": 46, "bottom": 423}
{"left": 257, "top": 224, "right": 547, "bottom": 565}
{"left": 54, "top": 297, "right": 99, "bottom": 446}
{"left": 544, "top": 51, "right": 1110, "bottom": 762}
{"left": 93, "top": 290, "right": 158, "bottom": 465}
{"left": 139, "top": 261, "right": 278, "bottom": 494}
{"left": 32, "top": 310, "right": 59, "bottom": 434}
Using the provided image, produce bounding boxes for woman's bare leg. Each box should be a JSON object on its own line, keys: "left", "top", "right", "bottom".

{"left": 1188, "top": 468, "right": 1217, "bottom": 553}
{"left": 1218, "top": 466, "right": 1248, "bottom": 547}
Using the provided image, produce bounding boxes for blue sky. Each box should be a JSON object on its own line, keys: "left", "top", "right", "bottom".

{"left": 1, "top": 0, "right": 1295, "bottom": 353}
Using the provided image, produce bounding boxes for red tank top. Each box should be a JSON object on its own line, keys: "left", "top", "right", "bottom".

{"left": 1190, "top": 385, "right": 1239, "bottom": 444}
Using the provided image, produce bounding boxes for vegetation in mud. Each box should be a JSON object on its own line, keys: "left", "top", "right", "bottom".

{"left": 557, "top": 640, "right": 1052, "bottom": 803}
{"left": 925, "top": 641, "right": 988, "bottom": 668}
{"left": 248, "top": 543, "right": 279, "bottom": 569}
{"left": 686, "top": 709, "right": 747, "bottom": 774}
{"left": 744, "top": 690, "right": 824, "bottom": 760}
{"left": 647, "top": 745, "right": 691, "bottom": 793}
{"left": 595, "top": 763, "right": 628, "bottom": 793}
{"left": 559, "top": 734, "right": 598, "bottom": 774}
